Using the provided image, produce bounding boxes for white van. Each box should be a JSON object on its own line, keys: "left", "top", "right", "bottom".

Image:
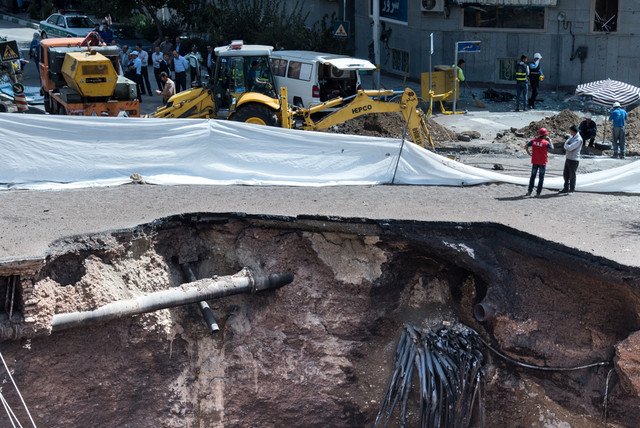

{"left": 270, "top": 50, "right": 376, "bottom": 108}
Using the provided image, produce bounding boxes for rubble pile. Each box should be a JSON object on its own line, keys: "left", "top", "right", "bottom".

{"left": 323, "top": 112, "right": 460, "bottom": 146}
{"left": 492, "top": 108, "right": 639, "bottom": 155}
{"left": 321, "top": 96, "right": 639, "bottom": 155}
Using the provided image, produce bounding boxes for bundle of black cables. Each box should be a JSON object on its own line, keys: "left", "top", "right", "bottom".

{"left": 375, "top": 324, "right": 484, "bottom": 428}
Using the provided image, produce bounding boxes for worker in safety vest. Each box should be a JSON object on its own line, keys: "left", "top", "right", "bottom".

{"left": 528, "top": 53, "right": 543, "bottom": 109}
{"left": 514, "top": 54, "right": 529, "bottom": 112}
{"left": 452, "top": 59, "right": 465, "bottom": 82}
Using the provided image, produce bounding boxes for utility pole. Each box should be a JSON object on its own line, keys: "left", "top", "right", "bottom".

{"left": 372, "top": 0, "right": 380, "bottom": 88}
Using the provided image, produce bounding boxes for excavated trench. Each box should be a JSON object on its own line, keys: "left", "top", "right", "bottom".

{"left": 1, "top": 213, "right": 639, "bottom": 427}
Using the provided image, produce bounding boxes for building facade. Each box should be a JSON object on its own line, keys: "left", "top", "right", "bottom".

{"left": 348, "top": 0, "right": 639, "bottom": 89}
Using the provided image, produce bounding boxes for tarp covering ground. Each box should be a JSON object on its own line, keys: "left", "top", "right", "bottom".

{"left": 1, "top": 114, "right": 639, "bottom": 193}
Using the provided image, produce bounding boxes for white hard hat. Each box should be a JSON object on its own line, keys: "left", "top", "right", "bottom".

{"left": 585, "top": 112, "right": 592, "bottom": 119}
{"left": 613, "top": 101, "right": 621, "bottom": 107}
{"left": 534, "top": 53, "right": 542, "bottom": 59}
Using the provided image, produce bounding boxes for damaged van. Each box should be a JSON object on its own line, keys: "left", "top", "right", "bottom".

{"left": 270, "top": 50, "right": 376, "bottom": 108}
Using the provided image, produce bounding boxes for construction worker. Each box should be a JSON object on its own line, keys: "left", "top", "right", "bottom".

{"left": 515, "top": 55, "right": 529, "bottom": 111}
{"left": 525, "top": 127, "right": 553, "bottom": 196}
{"left": 578, "top": 113, "right": 597, "bottom": 149}
{"left": 453, "top": 59, "right": 465, "bottom": 82}
{"left": 609, "top": 101, "right": 628, "bottom": 159}
{"left": 528, "top": 53, "right": 543, "bottom": 109}
{"left": 247, "top": 60, "right": 271, "bottom": 93}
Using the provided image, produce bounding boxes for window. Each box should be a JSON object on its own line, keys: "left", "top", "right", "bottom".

{"left": 66, "top": 17, "right": 95, "bottom": 28}
{"left": 391, "top": 49, "right": 409, "bottom": 73}
{"left": 287, "top": 61, "right": 312, "bottom": 81}
{"left": 594, "top": 0, "right": 618, "bottom": 32}
{"left": 271, "top": 58, "right": 287, "bottom": 77}
{"left": 497, "top": 58, "right": 518, "bottom": 83}
{"left": 298, "top": 63, "right": 312, "bottom": 81}
{"left": 463, "top": 5, "right": 545, "bottom": 30}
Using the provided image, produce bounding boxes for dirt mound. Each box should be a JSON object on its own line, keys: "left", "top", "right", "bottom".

{"left": 321, "top": 112, "right": 458, "bottom": 146}
{"left": 493, "top": 108, "right": 639, "bottom": 155}
{"left": 623, "top": 108, "right": 640, "bottom": 143}
{"left": 517, "top": 109, "right": 582, "bottom": 138}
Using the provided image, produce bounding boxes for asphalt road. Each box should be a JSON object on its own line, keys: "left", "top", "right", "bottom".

{"left": 1, "top": 183, "right": 638, "bottom": 269}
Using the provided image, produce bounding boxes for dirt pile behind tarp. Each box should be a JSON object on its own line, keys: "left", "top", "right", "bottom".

{"left": 621, "top": 108, "right": 640, "bottom": 144}
{"left": 321, "top": 112, "right": 458, "bottom": 146}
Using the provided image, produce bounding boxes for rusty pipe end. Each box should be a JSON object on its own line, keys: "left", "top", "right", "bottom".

{"left": 473, "top": 302, "right": 496, "bottom": 322}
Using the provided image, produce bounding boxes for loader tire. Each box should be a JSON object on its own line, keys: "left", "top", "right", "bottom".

{"left": 232, "top": 104, "right": 278, "bottom": 126}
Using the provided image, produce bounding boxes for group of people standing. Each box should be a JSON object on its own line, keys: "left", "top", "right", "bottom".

{"left": 120, "top": 35, "right": 215, "bottom": 105}
{"left": 525, "top": 102, "right": 628, "bottom": 196}
{"left": 514, "top": 53, "right": 544, "bottom": 111}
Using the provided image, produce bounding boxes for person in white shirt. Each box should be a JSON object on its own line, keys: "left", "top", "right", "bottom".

{"left": 128, "top": 51, "right": 143, "bottom": 102}
{"left": 135, "top": 44, "right": 151, "bottom": 96}
{"left": 185, "top": 45, "right": 203, "bottom": 83}
{"left": 151, "top": 46, "right": 164, "bottom": 90}
{"left": 171, "top": 50, "right": 189, "bottom": 92}
{"left": 558, "top": 125, "right": 583, "bottom": 194}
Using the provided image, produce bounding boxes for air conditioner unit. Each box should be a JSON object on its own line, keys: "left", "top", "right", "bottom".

{"left": 330, "top": 66, "right": 346, "bottom": 78}
{"left": 421, "top": 0, "right": 444, "bottom": 13}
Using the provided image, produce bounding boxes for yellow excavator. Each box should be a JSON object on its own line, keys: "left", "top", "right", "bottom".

{"left": 149, "top": 41, "right": 433, "bottom": 148}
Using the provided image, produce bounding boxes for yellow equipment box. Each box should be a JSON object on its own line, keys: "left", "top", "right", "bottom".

{"left": 61, "top": 50, "right": 118, "bottom": 97}
{"left": 421, "top": 65, "right": 459, "bottom": 102}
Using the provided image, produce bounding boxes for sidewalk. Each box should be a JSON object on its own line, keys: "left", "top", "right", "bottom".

{"left": 0, "top": 10, "right": 39, "bottom": 30}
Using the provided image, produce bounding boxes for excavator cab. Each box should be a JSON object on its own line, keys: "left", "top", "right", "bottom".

{"left": 212, "top": 43, "right": 277, "bottom": 118}
{"left": 149, "top": 42, "right": 280, "bottom": 123}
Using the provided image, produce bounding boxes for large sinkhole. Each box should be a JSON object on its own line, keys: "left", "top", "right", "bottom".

{"left": 0, "top": 213, "right": 639, "bottom": 427}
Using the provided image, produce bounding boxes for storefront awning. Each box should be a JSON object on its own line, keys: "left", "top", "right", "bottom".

{"left": 457, "top": 0, "right": 557, "bottom": 5}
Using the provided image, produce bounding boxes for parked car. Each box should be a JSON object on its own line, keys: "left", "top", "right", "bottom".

{"left": 270, "top": 50, "right": 375, "bottom": 108}
{"left": 111, "top": 24, "right": 153, "bottom": 53}
{"left": 39, "top": 13, "right": 96, "bottom": 39}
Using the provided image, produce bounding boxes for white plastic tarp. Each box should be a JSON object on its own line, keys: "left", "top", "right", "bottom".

{"left": 0, "top": 114, "right": 639, "bottom": 193}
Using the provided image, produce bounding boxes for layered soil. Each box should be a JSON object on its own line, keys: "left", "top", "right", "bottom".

{"left": 1, "top": 214, "right": 639, "bottom": 427}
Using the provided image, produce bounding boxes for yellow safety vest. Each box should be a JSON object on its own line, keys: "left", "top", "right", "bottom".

{"left": 515, "top": 62, "right": 528, "bottom": 82}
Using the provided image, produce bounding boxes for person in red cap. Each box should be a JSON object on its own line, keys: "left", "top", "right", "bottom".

{"left": 525, "top": 128, "right": 553, "bottom": 196}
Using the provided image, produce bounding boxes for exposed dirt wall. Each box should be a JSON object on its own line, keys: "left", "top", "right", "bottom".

{"left": 1, "top": 214, "right": 639, "bottom": 427}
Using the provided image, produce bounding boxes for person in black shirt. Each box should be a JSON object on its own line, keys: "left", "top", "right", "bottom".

{"left": 578, "top": 113, "right": 597, "bottom": 149}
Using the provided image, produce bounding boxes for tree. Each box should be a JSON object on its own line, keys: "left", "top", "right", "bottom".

{"left": 80, "top": 0, "right": 188, "bottom": 39}
{"left": 80, "top": 0, "right": 350, "bottom": 54}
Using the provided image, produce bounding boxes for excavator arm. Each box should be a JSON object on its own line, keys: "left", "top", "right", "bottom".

{"left": 149, "top": 87, "right": 216, "bottom": 119}
{"left": 289, "top": 88, "right": 433, "bottom": 148}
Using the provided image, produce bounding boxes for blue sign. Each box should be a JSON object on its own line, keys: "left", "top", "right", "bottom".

{"left": 333, "top": 20, "right": 350, "bottom": 38}
{"left": 379, "top": 0, "right": 408, "bottom": 23}
{"left": 457, "top": 41, "right": 482, "bottom": 53}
